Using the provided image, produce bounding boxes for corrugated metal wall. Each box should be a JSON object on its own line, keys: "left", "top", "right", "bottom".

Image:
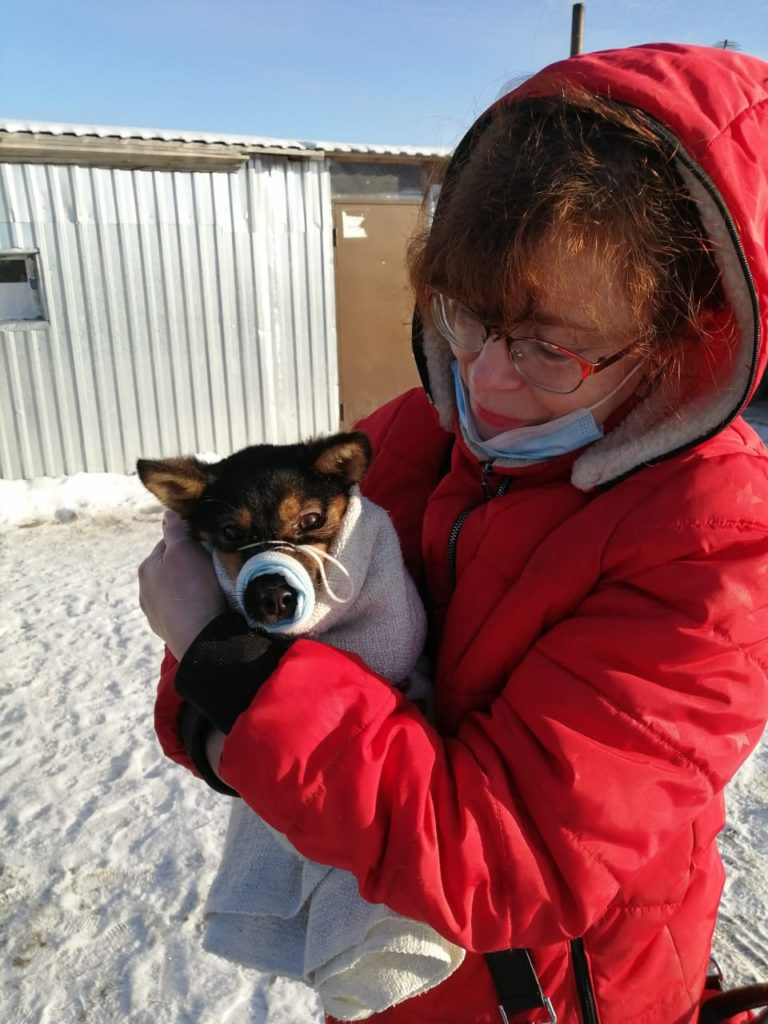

{"left": 0, "top": 155, "right": 338, "bottom": 479}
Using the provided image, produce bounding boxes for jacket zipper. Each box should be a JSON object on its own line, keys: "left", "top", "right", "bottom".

{"left": 571, "top": 939, "right": 600, "bottom": 1024}
{"left": 447, "top": 508, "right": 472, "bottom": 588}
{"left": 447, "top": 464, "right": 511, "bottom": 587}
{"left": 448, "top": 466, "right": 573, "bottom": 1024}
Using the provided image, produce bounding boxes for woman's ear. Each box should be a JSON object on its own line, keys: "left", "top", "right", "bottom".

{"left": 136, "top": 457, "right": 218, "bottom": 515}
{"left": 311, "top": 431, "right": 373, "bottom": 485}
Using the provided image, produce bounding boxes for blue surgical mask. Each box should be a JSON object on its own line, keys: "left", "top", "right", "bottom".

{"left": 211, "top": 542, "right": 352, "bottom": 632}
{"left": 451, "top": 360, "right": 642, "bottom": 464}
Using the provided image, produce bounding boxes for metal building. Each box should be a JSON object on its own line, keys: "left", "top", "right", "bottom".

{"left": 0, "top": 121, "right": 446, "bottom": 479}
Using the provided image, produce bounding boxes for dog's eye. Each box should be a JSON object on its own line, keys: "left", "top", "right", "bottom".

{"left": 218, "top": 523, "right": 243, "bottom": 546}
{"left": 299, "top": 512, "right": 323, "bottom": 531}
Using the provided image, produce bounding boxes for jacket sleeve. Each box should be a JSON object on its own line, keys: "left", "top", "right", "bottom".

{"left": 213, "top": 471, "right": 768, "bottom": 954}
{"left": 154, "top": 647, "right": 193, "bottom": 771}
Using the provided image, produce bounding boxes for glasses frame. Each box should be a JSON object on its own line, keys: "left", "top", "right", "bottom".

{"left": 429, "top": 291, "right": 638, "bottom": 395}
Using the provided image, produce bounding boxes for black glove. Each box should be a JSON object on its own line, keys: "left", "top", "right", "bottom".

{"left": 178, "top": 701, "right": 239, "bottom": 797}
{"left": 174, "top": 611, "right": 293, "bottom": 735}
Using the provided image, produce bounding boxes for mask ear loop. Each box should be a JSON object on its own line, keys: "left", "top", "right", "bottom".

{"left": 236, "top": 539, "right": 353, "bottom": 604}
{"left": 587, "top": 358, "right": 646, "bottom": 413}
{"left": 293, "top": 545, "right": 353, "bottom": 604}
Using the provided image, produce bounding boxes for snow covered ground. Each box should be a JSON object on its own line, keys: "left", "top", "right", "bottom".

{"left": 2, "top": 429, "right": 768, "bottom": 1023}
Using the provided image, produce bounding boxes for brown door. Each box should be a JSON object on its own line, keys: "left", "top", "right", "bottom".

{"left": 333, "top": 200, "right": 422, "bottom": 428}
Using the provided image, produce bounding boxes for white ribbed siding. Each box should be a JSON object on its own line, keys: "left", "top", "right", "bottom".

{"left": 0, "top": 155, "right": 338, "bottom": 478}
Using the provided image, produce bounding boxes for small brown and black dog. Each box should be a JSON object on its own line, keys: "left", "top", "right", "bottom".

{"left": 137, "top": 431, "right": 372, "bottom": 627}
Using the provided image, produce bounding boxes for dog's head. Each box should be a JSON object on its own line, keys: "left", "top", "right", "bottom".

{"left": 137, "top": 431, "right": 372, "bottom": 626}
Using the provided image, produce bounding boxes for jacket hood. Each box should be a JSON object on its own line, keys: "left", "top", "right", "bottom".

{"left": 414, "top": 43, "right": 767, "bottom": 490}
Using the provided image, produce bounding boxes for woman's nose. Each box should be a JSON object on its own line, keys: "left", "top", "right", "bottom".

{"left": 471, "top": 334, "right": 527, "bottom": 389}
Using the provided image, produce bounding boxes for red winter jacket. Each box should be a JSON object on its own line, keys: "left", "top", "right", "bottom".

{"left": 155, "top": 44, "right": 768, "bottom": 1024}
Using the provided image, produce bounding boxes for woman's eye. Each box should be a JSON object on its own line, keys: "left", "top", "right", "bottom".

{"left": 532, "top": 340, "right": 571, "bottom": 362}
{"left": 299, "top": 512, "right": 323, "bottom": 531}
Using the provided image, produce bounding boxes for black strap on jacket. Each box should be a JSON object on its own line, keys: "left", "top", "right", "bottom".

{"left": 484, "top": 949, "right": 557, "bottom": 1023}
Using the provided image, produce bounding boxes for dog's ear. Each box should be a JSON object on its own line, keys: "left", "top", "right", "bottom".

{"left": 311, "top": 431, "right": 373, "bottom": 485}
{"left": 136, "top": 457, "right": 217, "bottom": 516}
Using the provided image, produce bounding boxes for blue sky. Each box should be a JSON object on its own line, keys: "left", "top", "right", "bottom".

{"left": 1, "top": 0, "right": 765, "bottom": 148}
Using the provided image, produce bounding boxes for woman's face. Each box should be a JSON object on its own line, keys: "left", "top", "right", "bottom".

{"left": 453, "top": 256, "right": 646, "bottom": 440}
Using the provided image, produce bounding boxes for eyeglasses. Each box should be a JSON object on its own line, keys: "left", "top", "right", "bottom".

{"left": 429, "top": 291, "right": 638, "bottom": 395}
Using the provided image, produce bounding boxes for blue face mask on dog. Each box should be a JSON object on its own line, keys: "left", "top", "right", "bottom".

{"left": 451, "top": 359, "right": 643, "bottom": 464}
{"left": 211, "top": 542, "right": 352, "bottom": 632}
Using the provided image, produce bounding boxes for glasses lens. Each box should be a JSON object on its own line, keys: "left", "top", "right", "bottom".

{"left": 508, "top": 338, "right": 584, "bottom": 394}
{"left": 431, "top": 294, "right": 485, "bottom": 351}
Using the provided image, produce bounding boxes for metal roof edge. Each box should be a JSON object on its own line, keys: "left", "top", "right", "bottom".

{"left": 0, "top": 119, "right": 450, "bottom": 159}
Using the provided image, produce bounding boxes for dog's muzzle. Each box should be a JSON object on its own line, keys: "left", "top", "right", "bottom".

{"left": 235, "top": 552, "right": 316, "bottom": 631}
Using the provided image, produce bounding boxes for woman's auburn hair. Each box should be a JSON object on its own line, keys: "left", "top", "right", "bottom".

{"left": 408, "top": 81, "right": 726, "bottom": 382}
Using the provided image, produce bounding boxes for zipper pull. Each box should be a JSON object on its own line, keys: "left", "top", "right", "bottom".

{"left": 481, "top": 462, "right": 494, "bottom": 500}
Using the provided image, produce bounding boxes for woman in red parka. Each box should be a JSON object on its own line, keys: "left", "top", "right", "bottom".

{"left": 139, "top": 44, "right": 768, "bottom": 1024}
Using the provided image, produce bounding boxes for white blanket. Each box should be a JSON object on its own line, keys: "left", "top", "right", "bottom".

{"left": 203, "top": 490, "right": 465, "bottom": 1020}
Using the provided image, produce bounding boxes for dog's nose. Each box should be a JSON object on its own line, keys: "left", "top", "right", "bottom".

{"left": 244, "top": 573, "right": 299, "bottom": 625}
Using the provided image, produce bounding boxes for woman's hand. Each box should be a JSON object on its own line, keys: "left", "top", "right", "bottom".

{"left": 138, "top": 511, "right": 227, "bottom": 660}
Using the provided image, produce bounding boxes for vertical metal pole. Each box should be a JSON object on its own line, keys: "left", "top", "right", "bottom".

{"left": 570, "top": 3, "right": 585, "bottom": 56}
